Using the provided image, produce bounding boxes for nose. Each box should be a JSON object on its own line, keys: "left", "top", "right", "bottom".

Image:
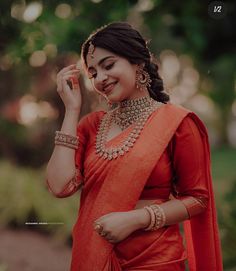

{"left": 95, "top": 71, "right": 108, "bottom": 85}
{"left": 94, "top": 71, "right": 108, "bottom": 92}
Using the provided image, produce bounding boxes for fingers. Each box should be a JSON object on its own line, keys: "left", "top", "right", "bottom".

{"left": 93, "top": 222, "right": 116, "bottom": 243}
{"left": 56, "top": 65, "right": 80, "bottom": 93}
{"left": 57, "top": 64, "right": 77, "bottom": 77}
{"left": 61, "top": 73, "right": 80, "bottom": 92}
{"left": 69, "top": 74, "right": 80, "bottom": 90}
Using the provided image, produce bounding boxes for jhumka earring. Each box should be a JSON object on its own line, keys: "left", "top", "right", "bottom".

{"left": 88, "top": 41, "right": 95, "bottom": 59}
{"left": 135, "top": 64, "right": 152, "bottom": 91}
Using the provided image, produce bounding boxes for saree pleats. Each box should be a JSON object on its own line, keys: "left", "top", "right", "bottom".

{"left": 115, "top": 224, "right": 186, "bottom": 270}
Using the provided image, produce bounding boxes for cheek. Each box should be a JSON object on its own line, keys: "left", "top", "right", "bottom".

{"left": 119, "top": 71, "right": 136, "bottom": 90}
{"left": 115, "top": 65, "right": 135, "bottom": 84}
{"left": 91, "top": 80, "right": 102, "bottom": 94}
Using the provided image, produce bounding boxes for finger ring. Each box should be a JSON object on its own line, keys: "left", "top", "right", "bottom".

{"left": 100, "top": 231, "right": 108, "bottom": 237}
{"left": 94, "top": 223, "right": 103, "bottom": 233}
{"left": 69, "top": 76, "right": 79, "bottom": 83}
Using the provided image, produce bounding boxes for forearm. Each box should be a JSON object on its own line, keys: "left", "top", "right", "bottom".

{"left": 133, "top": 198, "right": 205, "bottom": 230}
{"left": 46, "top": 108, "right": 80, "bottom": 194}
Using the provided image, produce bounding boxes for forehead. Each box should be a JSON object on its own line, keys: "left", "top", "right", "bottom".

{"left": 86, "top": 47, "right": 117, "bottom": 68}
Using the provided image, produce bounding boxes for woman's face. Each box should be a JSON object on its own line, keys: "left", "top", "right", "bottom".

{"left": 86, "top": 47, "right": 144, "bottom": 103}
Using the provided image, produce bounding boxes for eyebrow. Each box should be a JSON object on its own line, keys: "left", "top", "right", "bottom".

{"left": 87, "top": 56, "right": 116, "bottom": 71}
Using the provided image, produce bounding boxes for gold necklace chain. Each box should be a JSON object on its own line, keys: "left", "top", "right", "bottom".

{"left": 95, "top": 98, "right": 163, "bottom": 160}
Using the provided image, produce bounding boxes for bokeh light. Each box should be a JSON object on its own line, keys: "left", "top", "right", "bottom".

{"left": 43, "top": 44, "right": 58, "bottom": 58}
{"left": 23, "top": 2, "right": 43, "bottom": 23}
{"left": 18, "top": 95, "right": 58, "bottom": 126}
{"left": 55, "top": 3, "right": 72, "bottom": 19}
{"left": 29, "top": 51, "right": 47, "bottom": 67}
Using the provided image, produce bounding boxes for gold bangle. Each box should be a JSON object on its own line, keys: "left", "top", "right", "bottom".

{"left": 144, "top": 204, "right": 166, "bottom": 231}
{"left": 55, "top": 141, "right": 78, "bottom": 150}
{"left": 55, "top": 131, "right": 79, "bottom": 149}
{"left": 150, "top": 204, "right": 166, "bottom": 231}
{"left": 144, "top": 206, "right": 155, "bottom": 231}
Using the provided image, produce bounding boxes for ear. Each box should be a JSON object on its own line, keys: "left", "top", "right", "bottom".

{"left": 139, "top": 63, "right": 145, "bottom": 68}
{"left": 133, "top": 63, "right": 145, "bottom": 72}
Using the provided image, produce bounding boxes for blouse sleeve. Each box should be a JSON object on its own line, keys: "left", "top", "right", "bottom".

{"left": 171, "top": 115, "right": 209, "bottom": 218}
{"left": 47, "top": 115, "right": 89, "bottom": 198}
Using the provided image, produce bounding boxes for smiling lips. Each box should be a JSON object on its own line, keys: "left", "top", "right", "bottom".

{"left": 103, "top": 81, "right": 118, "bottom": 94}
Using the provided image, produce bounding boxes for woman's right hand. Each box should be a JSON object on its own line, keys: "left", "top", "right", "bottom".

{"left": 56, "top": 64, "right": 82, "bottom": 112}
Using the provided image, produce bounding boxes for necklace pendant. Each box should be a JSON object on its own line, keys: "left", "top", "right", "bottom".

{"left": 119, "top": 149, "right": 125, "bottom": 155}
{"left": 103, "top": 153, "right": 108, "bottom": 159}
{"left": 112, "top": 152, "right": 118, "bottom": 159}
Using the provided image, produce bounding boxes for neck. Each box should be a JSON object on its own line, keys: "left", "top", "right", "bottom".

{"left": 119, "top": 95, "right": 152, "bottom": 108}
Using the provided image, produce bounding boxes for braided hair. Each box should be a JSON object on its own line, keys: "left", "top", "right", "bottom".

{"left": 81, "top": 22, "right": 169, "bottom": 103}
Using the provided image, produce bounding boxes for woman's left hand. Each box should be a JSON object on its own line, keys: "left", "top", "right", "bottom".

{"left": 94, "top": 209, "right": 147, "bottom": 244}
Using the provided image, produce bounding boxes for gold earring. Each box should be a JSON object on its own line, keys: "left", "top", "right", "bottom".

{"left": 135, "top": 64, "right": 152, "bottom": 91}
{"left": 88, "top": 41, "right": 95, "bottom": 58}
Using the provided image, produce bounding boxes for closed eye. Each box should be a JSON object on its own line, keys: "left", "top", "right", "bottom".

{"left": 88, "top": 62, "right": 115, "bottom": 79}
{"left": 105, "top": 63, "right": 114, "bottom": 70}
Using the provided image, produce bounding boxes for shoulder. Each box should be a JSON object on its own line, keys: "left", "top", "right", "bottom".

{"left": 176, "top": 115, "right": 201, "bottom": 136}
{"left": 152, "top": 102, "right": 191, "bottom": 125}
{"left": 80, "top": 110, "right": 105, "bottom": 124}
{"left": 77, "top": 110, "right": 105, "bottom": 134}
{"left": 160, "top": 102, "right": 191, "bottom": 115}
{"left": 173, "top": 112, "right": 209, "bottom": 146}
{"left": 153, "top": 102, "right": 209, "bottom": 141}
{"left": 160, "top": 103, "right": 207, "bottom": 133}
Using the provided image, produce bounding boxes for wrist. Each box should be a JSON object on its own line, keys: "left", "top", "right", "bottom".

{"left": 65, "top": 107, "right": 81, "bottom": 114}
{"left": 130, "top": 209, "right": 150, "bottom": 230}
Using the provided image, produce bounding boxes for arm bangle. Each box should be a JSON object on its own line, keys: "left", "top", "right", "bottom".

{"left": 55, "top": 131, "right": 79, "bottom": 150}
{"left": 144, "top": 204, "right": 166, "bottom": 231}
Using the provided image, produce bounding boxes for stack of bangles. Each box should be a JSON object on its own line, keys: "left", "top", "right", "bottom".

{"left": 55, "top": 131, "right": 79, "bottom": 150}
{"left": 144, "top": 204, "right": 166, "bottom": 231}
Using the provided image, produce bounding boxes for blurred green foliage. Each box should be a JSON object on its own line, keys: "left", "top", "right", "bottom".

{"left": 221, "top": 179, "right": 236, "bottom": 269}
{"left": 0, "top": 160, "right": 79, "bottom": 241}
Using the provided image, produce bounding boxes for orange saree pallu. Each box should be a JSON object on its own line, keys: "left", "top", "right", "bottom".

{"left": 70, "top": 104, "right": 222, "bottom": 271}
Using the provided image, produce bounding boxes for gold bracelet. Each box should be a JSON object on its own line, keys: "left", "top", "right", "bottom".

{"left": 150, "top": 204, "right": 166, "bottom": 231}
{"left": 144, "top": 206, "right": 155, "bottom": 231}
{"left": 144, "top": 204, "right": 166, "bottom": 231}
{"left": 55, "top": 131, "right": 79, "bottom": 149}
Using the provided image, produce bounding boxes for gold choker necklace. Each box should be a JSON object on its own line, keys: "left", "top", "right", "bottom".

{"left": 95, "top": 97, "right": 163, "bottom": 160}
{"left": 113, "top": 96, "right": 154, "bottom": 130}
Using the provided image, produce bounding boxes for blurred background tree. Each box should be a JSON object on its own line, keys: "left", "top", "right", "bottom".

{"left": 0, "top": 0, "right": 235, "bottom": 270}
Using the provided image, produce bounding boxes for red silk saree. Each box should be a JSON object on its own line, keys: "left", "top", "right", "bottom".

{"left": 68, "top": 103, "right": 222, "bottom": 271}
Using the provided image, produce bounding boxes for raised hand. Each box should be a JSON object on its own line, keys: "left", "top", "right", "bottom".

{"left": 56, "top": 64, "right": 82, "bottom": 112}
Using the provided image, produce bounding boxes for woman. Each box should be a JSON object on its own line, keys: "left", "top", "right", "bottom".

{"left": 46, "top": 22, "right": 223, "bottom": 271}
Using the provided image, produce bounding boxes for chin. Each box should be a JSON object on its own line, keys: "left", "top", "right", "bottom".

{"left": 106, "top": 93, "right": 124, "bottom": 104}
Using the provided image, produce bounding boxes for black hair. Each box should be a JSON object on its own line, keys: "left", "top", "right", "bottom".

{"left": 81, "top": 22, "right": 169, "bottom": 103}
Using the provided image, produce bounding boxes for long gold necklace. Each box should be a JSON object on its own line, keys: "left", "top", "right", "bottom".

{"left": 95, "top": 97, "right": 162, "bottom": 160}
